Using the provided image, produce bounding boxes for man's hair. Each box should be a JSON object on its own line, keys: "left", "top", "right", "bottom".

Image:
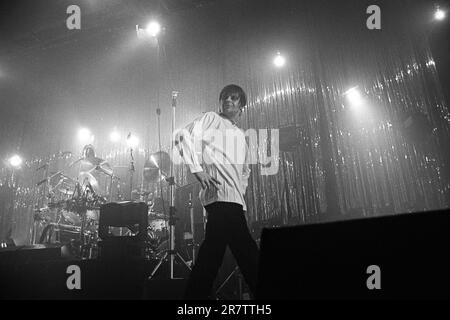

{"left": 83, "top": 144, "right": 96, "bottom": 158}
{"left": 219, "top": 84, "right": 247, "bottom": 109}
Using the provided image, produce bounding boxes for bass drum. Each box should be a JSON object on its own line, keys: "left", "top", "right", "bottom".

{"left": 38, "top": 223, "right": 98, "bottom": 259}
{"left": 61, "top": 210, "right": 81, "bottom": 225}
{"left": 39, "top": 223, "right": 80, "bottom": 245}
{"left": 149, "top": 218, "right": 167, "bottom": 238}
{"left": 59, "top": 209, "right": 98, "bottom": 232}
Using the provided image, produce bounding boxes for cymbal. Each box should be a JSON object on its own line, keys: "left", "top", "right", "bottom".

{"left": 144, "top": 151, "right": 171, "bottom": 183}
{"left": 50, "top": 172, "right": 77, "bottom": 196}
{"left": 78, "top": 171, "right": 100, "bottom": 194}
{"left": 86, "top": 162, "right": 114, "bottom": 177}
{"left": 60, "top": 173, "right": 77, "bottom": 184}
{"left": 82, "top": 156, "right": 101, "bottom": 166}
{"left": 81, "top": 157, "right": 114, "bottom": 177}
{"left": 71, "top": 145, "right": 113, "bottom": 177}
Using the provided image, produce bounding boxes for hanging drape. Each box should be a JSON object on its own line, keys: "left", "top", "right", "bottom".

{"left": 2, "top": 0, "right": 449, "bottom": 243}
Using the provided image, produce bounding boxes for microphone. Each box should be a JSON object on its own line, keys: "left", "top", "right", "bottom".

{"left": 156, "top": 108, "right": 161, "bottom": 116}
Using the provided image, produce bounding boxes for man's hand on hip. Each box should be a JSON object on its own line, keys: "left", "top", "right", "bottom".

{"left": 194, "top": 171, "right": 221, "bottom": 190}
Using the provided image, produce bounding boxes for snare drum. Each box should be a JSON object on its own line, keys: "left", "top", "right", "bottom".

{"left": 149, "top": 218, "right": 167, "bottom": 241}
{"left": 149, "top": 219, "right": 166, "bottom": 231}
{"left": 61, "top": 210, "right": 81, "bottom": 225}
{"left": 86, "top": 209, "right": 99, "bottom": 221}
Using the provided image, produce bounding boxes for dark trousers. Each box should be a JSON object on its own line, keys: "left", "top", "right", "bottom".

{"left": 184, "top": 202, "right": 259, "bottom": 299}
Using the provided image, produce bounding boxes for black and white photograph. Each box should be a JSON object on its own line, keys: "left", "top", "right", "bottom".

{"left": 0, "top": 0, "right": 450, "bottom": 303}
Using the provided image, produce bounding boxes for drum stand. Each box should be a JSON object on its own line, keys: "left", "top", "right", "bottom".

{"left": 76, "top": 190, "right": 90, "bottom": 259}
{"left": 74, "top": 183, "right": 96, "bottom": 259}
{"left": 148, "top": 176, "right": 191, "bottom": 279}
{"left": 79, "top": 210, "right": 89, "bottom": 259}
{"left": 149, "top": 91, "right": 191, "bottom": 280}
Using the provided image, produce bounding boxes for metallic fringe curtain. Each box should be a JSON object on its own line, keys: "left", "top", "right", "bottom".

{"left": 2, "top": 0, "right": 449, "bottom": 243}
{"left": 169, "top": 0, "right": 450, "bottom": 227}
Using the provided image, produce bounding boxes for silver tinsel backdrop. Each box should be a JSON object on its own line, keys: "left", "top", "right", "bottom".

{"left": 1, "top": 0, "right": 449, "bottom": 243}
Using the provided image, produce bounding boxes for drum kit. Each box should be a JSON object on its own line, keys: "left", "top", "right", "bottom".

{"left": 33, "top": 145, "right": 172, "bottom": 260}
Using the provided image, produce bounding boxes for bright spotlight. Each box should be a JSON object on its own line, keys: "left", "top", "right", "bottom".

{"left": 9, "top": 155, "right": 23, "bottom": 168}
{"left": 434, "top": 8, "right": 446, "bottom": 20}
{"left": 78, "top": 128, "right": 93, "bottom": 144}
{"left": 146, "top": 21, "right": 161, "bottom": 37}
{"left": 344, "top": 87, "right": 364, "bottom": 107}
{"left": 273, "top": 52, "right": 286, "bottom": 68}
{"left": 126, "top": 134, "right": 139, "bottom": 148}
{"left": 110, "top": 130, "right": 121, "bottom": 143}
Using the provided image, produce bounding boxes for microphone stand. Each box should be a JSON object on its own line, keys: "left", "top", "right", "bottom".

{"left": 188, "top": 192, "right": 198, "bottom": 266}
{"left": 156, "top": 107, "right": 168, "bottom": 240}
{"left": 149, "top": 91, "right": 191, "bottom": 280}
{"left": 123, "top": 138, "right": 135, "bottom": 237}
{"left": 129, "top": 145, "right": 135, "bottom": 201}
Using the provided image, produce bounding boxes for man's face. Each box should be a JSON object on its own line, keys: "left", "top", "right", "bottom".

{"left": 220, "top": 92, "right": 242, "bottom": 118}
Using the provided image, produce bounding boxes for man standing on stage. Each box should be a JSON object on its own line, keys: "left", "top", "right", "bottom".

{"left": 175, "top": 84, "right": 259, "bottom": 299}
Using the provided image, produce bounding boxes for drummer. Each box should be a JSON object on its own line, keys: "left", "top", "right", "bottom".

{"left": 81, "top": 145, "right": 112, "bottom": 172}
{"left": 78, "top": 145, "right": 112, "bottom": 196}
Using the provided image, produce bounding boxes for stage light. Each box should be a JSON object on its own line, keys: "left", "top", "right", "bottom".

{"left": 344, "top": 87, "right": 364, "bottom": 107}
{"left": 146, "top": 21, "right": 161, "bottom": 37}
{"left": 126, "top": 134, "right": 139, "bottom": 148}
{"left": 434, "top": 8, "right": 446, "bottom": 20}
{"left": 78, "top": 128, "right": 93, "bottom": 144}
{"left": 110, "top": 130, "right": 121, "bottom": 143}
{"left": 273, "top": 52, "right": 286, "bottom": 68}
{"left": 9, "top": 155, "right": 23, "bottom": 168}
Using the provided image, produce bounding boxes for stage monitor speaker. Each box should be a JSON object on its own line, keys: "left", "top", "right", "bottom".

{"left": 0, "top": 244, "right": 62, "bottom": 265}
{"left": 99, "top": 201, "right": 148, "bottom": 240}
{"left": 257, "top": 209, "right": 450, "bottom": 299}
{"left": 98, "top": 202, "right": 148, "bottom": 260}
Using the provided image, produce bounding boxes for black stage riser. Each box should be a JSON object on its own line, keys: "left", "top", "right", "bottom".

{"left": 5, "top": 209, "right": 450, "bottom": 299}
{"left": 0, "top": 257, "right": 191, "bottom": 300}
{"left": 257, "top": 209, "right": 450, "bottom": 299}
